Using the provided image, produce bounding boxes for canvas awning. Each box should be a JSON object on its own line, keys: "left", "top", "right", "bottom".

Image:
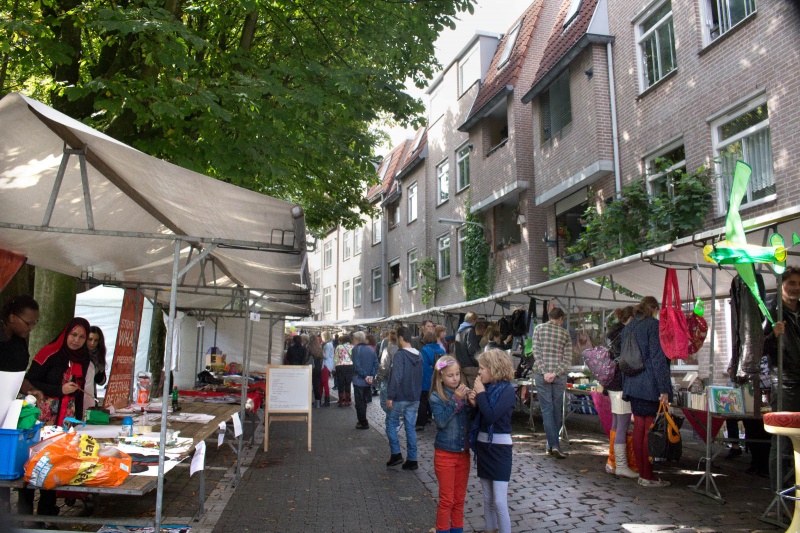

{"left": 0, "top": 92, "right": 311, "bottom": 316}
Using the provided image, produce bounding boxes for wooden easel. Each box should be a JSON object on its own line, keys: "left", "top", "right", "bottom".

{"left": 263, "top": 365, "right": 312, "bottom": 452}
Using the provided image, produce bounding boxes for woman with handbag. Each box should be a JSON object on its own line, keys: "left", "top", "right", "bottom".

{"left": 605, "top": 306, "right": 638, "bottom": 478}
{"left": 622, "top": 296, "right": 673, "bottom": 487}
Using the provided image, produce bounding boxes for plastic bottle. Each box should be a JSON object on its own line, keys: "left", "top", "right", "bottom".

{"left": 172, "top": 386, "right": 180, "bottom": 411}
{"left": 122, "top": 416, "right": 133, "bottom": 436}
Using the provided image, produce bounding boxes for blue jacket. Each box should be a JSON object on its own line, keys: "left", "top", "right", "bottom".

{"left": 387, "top": 347, "right": 422, "bottom": 402}
{"left": 474, "top": 381, "right": 516, "bottom": 435}
{"left": 420, "top": 342, "right": 445, "bottom": 392}
{"left": 621, "top": 315, "right": 673, "bottom": 403}
{"left": 352, "top": 343, "right": 378, "bottom": 387}
{"left": 430, "top": 388, "right": 473, "bottom": 452}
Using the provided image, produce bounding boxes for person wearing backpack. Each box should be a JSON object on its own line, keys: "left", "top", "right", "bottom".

{"left": 454, "top": 312, "right": 481, "bottom": 387}
{"left": 621, "top": 296, "right": 673, "bottom": 487}
{"left": 604, "top": 306, "right": 637, "bottom": 478}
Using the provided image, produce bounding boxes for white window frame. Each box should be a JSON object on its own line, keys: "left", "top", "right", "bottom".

{"left": 459, "top": 44, "right": 480, "bottom": 96}
{"left": 323, "top": 286, "right": 332, "bottom": 315}
{"left": 408, "top": 182, "right": 418, "bottom": 223}
{"left": 371, "top": 267, "right": 383, "bottom": 302}
{"left": 323, "top": 240, "right": 333, "bottom": 269}
{"left": 644, "top": 140, "right": 686, "bottom": 199}
{"left": 353, "top": 226, "right": 362, "bottom": 256}
{"left": 342, "top": 231, "right": 352, "bottom": 261}
{"left": 388, "top": 203, "right": 399, "bottom": 228}
{"left": 711, "top": 93, "right": 774, "bottom": 214}
{"left": 353, "top": 276, "right": 362, "bottom": 307}
{"left": 456, "top": 143, "right": 470, "bottom": 192}
{"left": 498, "top": 22, "right": 521, "bottom": 68}
{"left": 372, "top": 216, "right": 382, "bottom": 244}
{"left": 436, "top": 160, "right": 450, "bottom": 205}
{"left": 457, "top": 226, "right": 467, "bottom": 274}
{"left": 408, "top": 248, "right": 419, "bottom": 290}
{"left": 438, "top": 235, "right": 451, "bottom": 280}
{"left": 634, "top": 0, "right": 677, "bottom": 92}
{"left": 701, "top": 0, "right": 757, "bottom": 46}
{"left": 313, "top": 270, "right": 320, "bottom": 295}
{"left": 342, "top": 279, "right": 351, "bottom": 311}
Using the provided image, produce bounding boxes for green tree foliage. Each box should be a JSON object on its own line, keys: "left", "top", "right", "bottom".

{"left": 0, "top": 0, "right": 476, "bottom": 229}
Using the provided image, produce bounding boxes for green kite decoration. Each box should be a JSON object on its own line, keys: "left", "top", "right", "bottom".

{"left": 703, "top": 161, "right": 800, "bottom": 324}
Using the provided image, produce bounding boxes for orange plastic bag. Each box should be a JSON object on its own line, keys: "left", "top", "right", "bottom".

{"left": 24, "top": 433, "right": 132, "bottom": 489}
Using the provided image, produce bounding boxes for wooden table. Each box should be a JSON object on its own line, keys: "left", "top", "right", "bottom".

{"left": 2, "top": 401, "right": 242, "bottom": 526}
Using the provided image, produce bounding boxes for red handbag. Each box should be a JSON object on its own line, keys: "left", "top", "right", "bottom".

{"left": 685, "top": 273, "right": 708, "bottom": 355}
{"left": 659, "top": 268, "right": 690, "bottom": 360}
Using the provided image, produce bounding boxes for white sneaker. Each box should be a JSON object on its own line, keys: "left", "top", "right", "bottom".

{"left": 638, "top": 477, "right": 670, "bottom": 487}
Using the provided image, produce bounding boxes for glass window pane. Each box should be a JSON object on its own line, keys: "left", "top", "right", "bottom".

{"left": 642, "top": 2, "right": 672, "bottom": 33}
{"left": 720, "top": 104, "right": 768, "bottom": 139}
{"left": 657, "top": 20, "right": 676, "bottom": 77}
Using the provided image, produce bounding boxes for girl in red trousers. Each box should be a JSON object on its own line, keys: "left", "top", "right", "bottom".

{"left": 429, "top": 355, "right": 473, "bottom": 533}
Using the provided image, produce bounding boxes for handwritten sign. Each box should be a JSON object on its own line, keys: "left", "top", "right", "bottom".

{"left": 267, "top": 367, "right": 311, "bottom": 412}
{"left": 264, "top": 365, "right": 312, "bottom": 452}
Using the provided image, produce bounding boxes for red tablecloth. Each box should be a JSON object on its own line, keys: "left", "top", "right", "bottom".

{"left": 178, "top": 390, "right": 263, "bottom": 412}
{"left": 680, "top": 407, "right": 726, "bottom": 444}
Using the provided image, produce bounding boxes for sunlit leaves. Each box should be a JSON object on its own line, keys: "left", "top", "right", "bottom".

{"left": 0, "top": 0, "right": 476, "bottom": 229}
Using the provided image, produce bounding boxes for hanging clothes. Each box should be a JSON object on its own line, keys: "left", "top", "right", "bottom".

{"left": 729, "top": 270, "right": 766, "bottom": 381}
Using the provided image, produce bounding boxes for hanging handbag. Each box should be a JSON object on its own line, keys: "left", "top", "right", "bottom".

{"left": 685, "top": 273, "right": 708, "bottom": 355}
{"left": 659, "top": 268, "right": 690, "bottom": 360}
{"left": 647, "top": 402, "right": 683, "bottom": 461}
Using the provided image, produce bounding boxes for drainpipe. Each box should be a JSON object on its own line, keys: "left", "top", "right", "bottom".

{"left": 607, "top": 41, "right": 622, "bottom": 197}
{"left": 381, "top": 192, "right": 388, "bottom": 318}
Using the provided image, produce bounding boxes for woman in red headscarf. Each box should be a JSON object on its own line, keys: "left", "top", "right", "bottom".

{"left": 25, "top": 317, "right": 91, "bottom": 426}
{"left": 20, "top": 317, "right": 91, "bottom": 521}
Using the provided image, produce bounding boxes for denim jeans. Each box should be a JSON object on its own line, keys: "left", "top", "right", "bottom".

{"left": 385, "top": 400, "right": 419, "bottom": 460}
{"left": 535, "top": 374, "right": 566, "bottom": 451}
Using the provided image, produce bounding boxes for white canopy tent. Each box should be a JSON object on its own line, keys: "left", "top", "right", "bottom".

{"left": 0, "top": 92, "right": 311, "bottom": 529}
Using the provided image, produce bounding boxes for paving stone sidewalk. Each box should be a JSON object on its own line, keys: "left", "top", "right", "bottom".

{"left": 213, "top": 391, "right": 782, "bottom": 533}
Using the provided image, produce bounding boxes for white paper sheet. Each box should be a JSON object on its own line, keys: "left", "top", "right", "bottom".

{"left": 0, "top": 372, "right": 25, "bottom": 426}
{"left": 217, "top": 432, "right": 224, "bottom": 448}
{"left": 231, "top": 412, "right": 242, "bottom": 437}
{"left": 2, "top": 399, "right": 23, "bottom": 429}
{"left": 190, "top": 440, "right": 206, "bottom": 476}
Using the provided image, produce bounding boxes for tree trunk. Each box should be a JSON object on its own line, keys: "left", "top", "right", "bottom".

{"left": 147, "top": 305, "right": 166, "bottom": 399}
{"left": 30, "top": 267, "right": 78, "bottom": 357}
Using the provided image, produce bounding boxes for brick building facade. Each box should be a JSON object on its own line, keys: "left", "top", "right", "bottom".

{"left": 306, "top": 0, "right": 800, "bottom": 383}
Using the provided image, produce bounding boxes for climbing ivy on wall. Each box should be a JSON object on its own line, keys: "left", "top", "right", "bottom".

{"left": 462, "top": 194, "right": 492, "bottom": 300}
{"left": 419, "top": 257, "right": 437, "bottom": 306}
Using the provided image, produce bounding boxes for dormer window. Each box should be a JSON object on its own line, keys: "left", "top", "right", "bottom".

{"left": 563, "top": 0, "right": 581, "bottom": 28}
{"left": 497, "top": 22, "right": 521, "bottom": 69}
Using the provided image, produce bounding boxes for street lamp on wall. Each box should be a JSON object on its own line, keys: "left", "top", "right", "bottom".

{"left": 542, "top": 232, "right": 558, "bottom": 247}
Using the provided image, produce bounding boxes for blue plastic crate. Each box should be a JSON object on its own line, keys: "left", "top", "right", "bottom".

{"left": 0, "top": 424, "right": 41, "bottom": 480}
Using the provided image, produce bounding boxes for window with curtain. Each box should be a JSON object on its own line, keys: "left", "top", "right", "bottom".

{"left": 713, "top": 95, "right": 774, "bottom": 212}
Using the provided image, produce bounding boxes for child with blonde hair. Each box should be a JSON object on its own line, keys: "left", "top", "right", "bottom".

{"left": 429, "top": 355, "right": 473, "bottom": 533}
{"left": 468, "top": 348, "right": 516, "bottom": 533}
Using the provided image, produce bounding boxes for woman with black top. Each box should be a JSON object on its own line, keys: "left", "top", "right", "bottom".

{"left": 85, "top": 325, "right": 108, "bottom": 407}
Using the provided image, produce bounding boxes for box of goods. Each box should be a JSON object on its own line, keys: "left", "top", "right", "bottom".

{"left": 0, "top": 424, "right": 41, "bottom": 480}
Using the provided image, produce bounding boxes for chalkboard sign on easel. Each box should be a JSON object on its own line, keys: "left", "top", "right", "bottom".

{"left": 264, "top": 365, "right": 312, "bottom": 452}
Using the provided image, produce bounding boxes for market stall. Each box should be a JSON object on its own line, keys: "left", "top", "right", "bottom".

{"left": 0, "top": 92, "right": 311, "bottom": 530}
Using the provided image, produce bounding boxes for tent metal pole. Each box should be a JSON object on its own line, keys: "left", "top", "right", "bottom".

{"left": 690, "top": 267, "right": 724, "bottom": 502}
{"left": 235, "top": 291, "right": 253, "bottom": 485}
{"left": 194, "top": 317, "right": 204, "bottom": 383}
{"left": 762, "top": 273, "right": 790, "bottom": 527}
{"left": 154, "top": 239, "right": 181, "bottom": 532}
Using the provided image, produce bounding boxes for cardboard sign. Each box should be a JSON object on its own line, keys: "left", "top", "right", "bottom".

{"left": 103, "top": 289, "right": 144, "bottom": 410}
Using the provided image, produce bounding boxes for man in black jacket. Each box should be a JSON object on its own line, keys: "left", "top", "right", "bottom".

{"left": 454, "top": 311, "right": 480, "bottom": 386}
{"left": 764, "top": 265, "right": 800, "bottom": 488}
